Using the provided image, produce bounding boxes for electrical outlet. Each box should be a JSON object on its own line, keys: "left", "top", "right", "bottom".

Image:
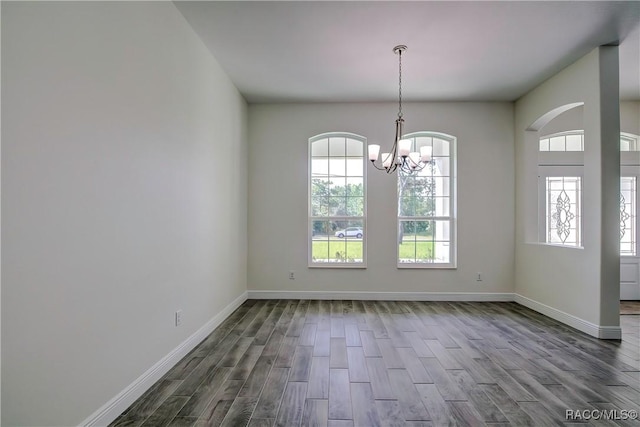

{"left": 476, "top": 273, "right": 483, "bottom": 282}
{"left": 289, "top": 271, "right": 295, "bottom": 280}
{"left": 175, "top": 310, "right": 183, "bottom": 326}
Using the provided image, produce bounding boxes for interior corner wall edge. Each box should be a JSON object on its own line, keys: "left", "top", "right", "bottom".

{"left": 1, "top": 2, "right": 248, "bottom": 425}
{"left": 514, "top": 46, "right": 620, "bottom": 330}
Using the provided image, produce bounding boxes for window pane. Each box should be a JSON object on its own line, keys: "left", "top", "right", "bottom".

{"left": 399, "top": 176, "right": 417, "bottom": 197}
{"left": 434, "top": 177, "right": 450, "bottom": 197}
{"left": 620, "top": 176, "right": 636, "bottom": 256}
{"left": 332, "top": 220, "right": 364, "bottom": 263}
{"left": 621, "top": 139, "right": 630, "bottom": 151}
{"left": 435, "top": 158, "right": 450, "bottom": 177}
{"left": 414, "top": 137, "right": 431, "bottom": 154}
{"left": 434, "top": 197, "right": 450, "bottom": 216}
{"left": 549, "top": 136, "right": 565, "bottom": 151}
{"left": 412, "top": 196, "right": 434, "bottom": 216}
{"left": 346, "top": 178, "right": 363, "bottom": 196}
{"left": 565, "top": 134, "right": 582, "bottom": 151}
{"left": 433, "top": 138, "right": 449, "bottom": 156}
{"left": 312, "top": 139, "right": 329, "bottom": 157}
{"left": 433, "top": 241, "right": 450, "bottom": 263}
{"left": 311, "top": 220, "right": 330, "bottom": 263}
{"left": 311, "top": 196, "right": 328, "bottom": 216}
{"left": 311, "top": 178, "right": 330, "bottom": 197}
{"left": 621, "top": 136, "right": 639, "bottom": 151}
{"left": 311, "top": 158, "right": 329, "bottom": 177}
{"left": 346, "top": 138, "right": 363, "bottom": 156}
{"left": 399, "top": 221, "right": 417, "bottom": 263}
{"left": 328, "top": 196, "right": 346, "bottom": 216}
{"left": 329, "top": 137, "right": 346, "bottom": 157}
{"left": 416, "top": 177, "right": 434, "bottom": 197}
{"left": 329, "top": 158, "right": 346, "bottom": 177}
{"left": 346, "top": 197, "right": 364, "bottom": 216}
{"left": 346, "top": 158, "right": 363, "bottom": 177}
{"left": 435, "top": 220, "right": 450, "bottom": 241}
{"left": 344, "top": 241, "right": 363, "bottom": 262}
{"left": 399, "top": 197, "right": 415, "bottom": 216}
{"left": 330, "top": 179, "right": 346, "bottom": 196}
{"left": 540, "top": 138, "right": 550, "bottom": 151}
{"left": 546, "top": 176, "right": 581, "bottom": 247}
{"left": 399, "top": 220, "right": 434, "bottom": 263}
{"left": 315, "top": 222, "right": 369, "bottom": 263}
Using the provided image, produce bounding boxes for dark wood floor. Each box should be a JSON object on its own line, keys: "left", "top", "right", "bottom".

{"left": 111, "top": 300, "right": 640, "bottom": 427}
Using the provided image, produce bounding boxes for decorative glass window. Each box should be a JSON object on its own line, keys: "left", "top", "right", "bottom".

{"left": 545, "top": 176, "right": 582, "bottom": 247}
{"left": 539, "top": 131, "right": 639, "bottom": 253}
{"left": 398, "top": 133, "right": 456, "bottom": 267}
{"left": 309, "top": 133, "right": 366, "bottom": 266}
{"left": 621, "top": 176, "right": 637, "bottom": 256}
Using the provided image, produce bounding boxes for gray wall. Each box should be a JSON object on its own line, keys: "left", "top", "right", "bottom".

{"left": 247, "top": 102, "right": 515, "bottom": 295}
{"left": 1, "top": 2, "right": 248, "bottom": 425}
{"left": 514, "top": 47, "right": 620, "bottom": 332}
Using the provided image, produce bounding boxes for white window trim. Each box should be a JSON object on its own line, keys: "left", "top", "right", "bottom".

{"left": 537, "top": 166, "right": 584, "bottom": 249}
{"left": 308, "top": 132, "right": 367, "bottom": 268}
{"left": 397, "top": 132, "right": 457, "bottom": 269}
{"left": 537, "top": 130, "right": 640, "bottom": 256}
{"left": 621, "top": 167, "right": 639, "bottom": 258}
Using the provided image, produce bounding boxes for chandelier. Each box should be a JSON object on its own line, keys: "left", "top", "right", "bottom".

{"left": 368, "top": 45, "right": 432, "bottom": 174}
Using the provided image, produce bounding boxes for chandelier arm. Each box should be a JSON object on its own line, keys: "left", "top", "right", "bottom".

{"left": 369, "top": 161, "right": 389, "bottom": 171}
{"left": 369, "top": 44, "right": 409, "bottom": 176}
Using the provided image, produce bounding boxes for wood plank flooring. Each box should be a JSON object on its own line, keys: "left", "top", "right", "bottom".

{"left": 111, "top": 300, "right": 640, "bottom": 427}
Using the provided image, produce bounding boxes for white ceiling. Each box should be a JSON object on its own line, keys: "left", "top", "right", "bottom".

{"left": 174, "top": 1, "right": 640, "bottom": 103}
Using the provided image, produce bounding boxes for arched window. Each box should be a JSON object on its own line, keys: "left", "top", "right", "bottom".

{"left": 397, "top": 132, "right": 456, "bottom": 267}
{"left": 309, "top": 133, "right": 366, "bottom": 266}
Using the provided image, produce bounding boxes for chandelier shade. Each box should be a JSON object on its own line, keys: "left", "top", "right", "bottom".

{"left": 368, "top": 45, "right": 432, "bottom": 174}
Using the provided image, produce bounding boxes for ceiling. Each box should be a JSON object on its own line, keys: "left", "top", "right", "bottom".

{"left": 174, "top": 1, "right": 640, "bottom": 103}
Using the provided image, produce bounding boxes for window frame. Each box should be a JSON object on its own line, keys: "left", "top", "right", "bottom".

{"left": 397, "top": 131, "right": 457, "bottom": 269}
{"left": 621, "top": 167, "right": 639, "bottom": 258}
{"left": 537, "top": 166, "right": 584, "bottom": 248}
{"left": 308, "top": 132, "right": 367, "bottom": 268}
{"left": 621, "top": 132, "right": 639, "bottom": 152}
{"left": 537, "top": 130, "right": 639, "bottom": 256}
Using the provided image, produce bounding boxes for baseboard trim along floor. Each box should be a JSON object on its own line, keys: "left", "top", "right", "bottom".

{"left": 80, "top": 291, "right": 249, "bottom": 427}
{"left": 514, "top": 294, "right": 622, "bottom": 340}
{"left": 83, "top": 291, "right": 624, "bottom": 426}
{"left": 248, "top": 291, "right": 621, "bottom": 340}
{"left": 108, "top": 299, "right": 638, "bottom": 427}
{"left": 247, "top": 290, "right": 515, "bottom": 301}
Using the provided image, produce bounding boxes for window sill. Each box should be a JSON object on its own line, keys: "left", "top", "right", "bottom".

{"left": 309, "top": 263, "right": 367, "bottom": 269}
{"left": 525, "top": 242, "right": 584, "bottom": 250}
{"left": 397, "top": 263, "right": 457, "bottom": 269}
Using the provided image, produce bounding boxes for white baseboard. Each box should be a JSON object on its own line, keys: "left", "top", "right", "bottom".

{"left": 78, "top": 289, "right": 622, "bottom": 426}
{"left": 598, "top": 326, "right": 624, "bottom": 340}
{"left": 247, "top": 290, "right": 515, "bottom": 301}
{"left": 80, "top": 291, "right": 248, "bottom": 427}
{"left": 249, "top": 290, "right": 620, "bottom": 339}
{"left": 514, "top": 294, "right": 622, "bottom": 340}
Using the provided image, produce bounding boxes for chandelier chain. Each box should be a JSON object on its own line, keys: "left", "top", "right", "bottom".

{"left": 398, "top": 48, "right": 403, "bottom": 119}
